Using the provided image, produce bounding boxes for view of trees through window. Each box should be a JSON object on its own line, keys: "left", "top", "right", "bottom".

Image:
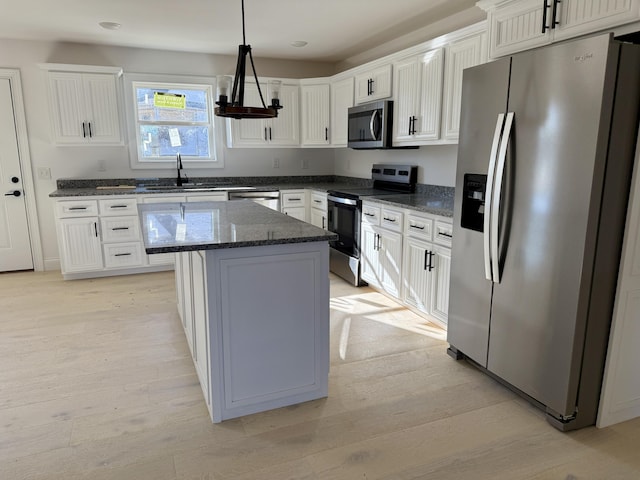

{"left": 134, "top": 84, "right": 213, "bottom": 160}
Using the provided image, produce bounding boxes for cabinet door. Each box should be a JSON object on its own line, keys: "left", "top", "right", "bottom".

{"left": 269, "top": 83, "right": 300, "bottom": 146}
{"left": 487, "top": 0, "right": 552, "bottom": 58}
{"left": 47, "top": 71, "right": 122, "bottom": 145}
{"left": 191, "top": 251, "right": 211, "bottom": 406}
{"left": 301, "top": 84, "right": 330, "bottom": 146}
{"left": 310, "top": 208, "right": 326, "bottom": 229}
{"left": 415, "top": 48, "right": 444, "bottom": 141}
{"left": 442, "top": 32, "right": 487, "bottom": 141}
{"left": 283, "top": 207, "right": 306, "bottom": 221}
{"left": 403, "top": 237, "right": 433, "bottom": 314}
{"left": 430, "top": 244, "right": 451, "bottom": 324}
{"left": 82, "top": 73, "right": 122, "bottom": 144}
{"left": 48, "top": 72, "right": 86, "bottom": 144}
{"left": 58, "top": 217, "right": 103, "bottom": 273}
{"left": 331, "top": 77, "right": 354, "bottom": 147}
{"left": 554, "top": 0, "right": 640, "bottom": 41}
{"left": 355, "top": 64, "right": 392, "bottom": 104}
{"left": 227, "top": 82, "right": 268, "bottom": 146}
{"left": 378, "top": 228, "right": 403, "bottom": 298}
{"left": 360, "top": 224, "right": 381, "bottom": 288}
{"left": 392, "top": 56, "right": 420, "bottom": 145}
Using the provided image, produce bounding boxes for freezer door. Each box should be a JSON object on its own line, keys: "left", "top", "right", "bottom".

{"left": 487, "top": 35, "right": 617, "bottom": 417}
{"left": 447, "top": 57, "right": 511, "bottom": 366}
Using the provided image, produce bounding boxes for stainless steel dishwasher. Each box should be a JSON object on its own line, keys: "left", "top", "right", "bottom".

{"left": 227, "top": 190, "right": 280, "bottom": 211}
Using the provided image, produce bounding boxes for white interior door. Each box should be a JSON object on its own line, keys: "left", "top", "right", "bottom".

{"left": 0, "top": 78, "right": 33, "bottom": 271}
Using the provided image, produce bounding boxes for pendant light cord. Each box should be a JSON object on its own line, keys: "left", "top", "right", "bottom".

{"left": 241, "top": 0, "right": 246, "bottom": 45}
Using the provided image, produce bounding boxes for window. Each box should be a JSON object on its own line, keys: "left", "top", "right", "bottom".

{"left": 124, "top": 73, "right": 224, "bottom": 169}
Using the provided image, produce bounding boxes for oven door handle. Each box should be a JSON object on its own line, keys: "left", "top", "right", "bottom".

{"left": 327, "top": 194, "right": 359, "bottom": 206}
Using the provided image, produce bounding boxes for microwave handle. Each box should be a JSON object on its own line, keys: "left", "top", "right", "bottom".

{"left": 369, "top": 110, "right": 380, "bottom": 140}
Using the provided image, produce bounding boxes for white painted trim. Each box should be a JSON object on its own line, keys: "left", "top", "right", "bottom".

{"left": 0, "top": 69, "right": 44, "bottom": 272}
{"left": 38, "top": 63, "right": 123, "bottom": 76}
{"left": 597, "top": 125, "right": 640, "bottom": 428}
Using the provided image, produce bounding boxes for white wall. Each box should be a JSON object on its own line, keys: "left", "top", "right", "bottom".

{"left": 0, "top": 38, "right": 336, "bottom": 268}
{"left": 334, "top": 145, "right": 458, "bottom": 186}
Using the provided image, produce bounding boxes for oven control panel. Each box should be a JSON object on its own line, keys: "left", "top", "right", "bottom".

{"left": 371, "top": 164, "right": 417, "bottom": 185}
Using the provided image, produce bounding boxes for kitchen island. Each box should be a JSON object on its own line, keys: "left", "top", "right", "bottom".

{"left": 138, "top": 200, "right": 337, "bottom": 423}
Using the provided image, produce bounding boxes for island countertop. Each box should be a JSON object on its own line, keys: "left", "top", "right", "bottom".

{"left": 139, "top": 200, "right": 337, "bottom": 254}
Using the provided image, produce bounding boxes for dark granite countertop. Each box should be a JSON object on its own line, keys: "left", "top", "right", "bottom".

{"left": 365, "top": 193, "right": 455, "bottom": 218}
{"left": 51, "top": 176, "right": 454, "bottom": 218}
{"left": 138, "top": 200, "right": 338, "bottom": 253}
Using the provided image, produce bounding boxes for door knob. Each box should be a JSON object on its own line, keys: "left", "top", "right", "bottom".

{"left": 5, "top": 191, "right": 21, "bottom": 197}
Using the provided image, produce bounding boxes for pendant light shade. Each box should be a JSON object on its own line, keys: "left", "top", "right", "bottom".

{"left": 215, "top": 0, "right": 283, "bottom": 119}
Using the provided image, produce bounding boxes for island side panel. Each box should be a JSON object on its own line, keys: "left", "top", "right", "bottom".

{"left": 205, "top": 241, "right": 330, "bottom": 422}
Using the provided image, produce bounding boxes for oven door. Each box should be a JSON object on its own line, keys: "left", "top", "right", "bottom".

{"left": 327, "top": 195, "right": 361, "bottom": 258}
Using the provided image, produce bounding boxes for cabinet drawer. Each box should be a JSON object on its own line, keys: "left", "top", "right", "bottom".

{"left": 362, "top": 203, "right": 381, "bottom": 225}
{"left": 103, "top": 242, "right": 144, "bottom": 268}
{"left": 380, "top": 208, "right": 403, "bottom": 232}
{"left": 433, "top": 219, "right": 453, "bottom": 247}
{"left": 310, "top": 192, "right": 327, "bottom": 210}
{"left": 282, "top": 191, "right": 306, "bottom": 207}
{"left": 99, "top": 198, "right": 138, "bottom": 216}
{"left": 405, "top": 214, "right": 433, "bottom": 241}
{"left": 100, "top": 216, "right": 141, "bottom": 243}
{"left": 56, "top": 199, "right": 99, "bottom": 217}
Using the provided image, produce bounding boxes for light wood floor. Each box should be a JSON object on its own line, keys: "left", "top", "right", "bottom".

{"left": 1, "top": 270, "right": 639, "bottom": 480}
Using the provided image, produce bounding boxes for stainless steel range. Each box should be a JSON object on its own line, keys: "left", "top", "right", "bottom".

{"left": 327, "top": 164, "right": 417, "bottom": 286}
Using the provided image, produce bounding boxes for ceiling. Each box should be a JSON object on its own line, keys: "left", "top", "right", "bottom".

{"left": 2, "top": 0, "right": 480, "bottom": 62}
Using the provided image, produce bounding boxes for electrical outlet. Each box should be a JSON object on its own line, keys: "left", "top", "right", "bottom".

{"left": 97, "top": 159, "right": 107, "bottom": 172}
{"left": 37, "top": 167, "right": 51, "bottom": 180}
{"left": 272, "top": 158, "right": 280, "bottom": 168}
{"left": 301, "top": 158, "right": 309, "bottom": 169}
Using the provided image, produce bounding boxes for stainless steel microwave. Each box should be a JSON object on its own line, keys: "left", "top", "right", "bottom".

{"left": 347, "top": 100, "right": 393, "bottom": 149}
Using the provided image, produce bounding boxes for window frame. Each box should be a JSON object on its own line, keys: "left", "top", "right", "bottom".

{"left": 123, "top": 73, "right": 225, "bottom": 170}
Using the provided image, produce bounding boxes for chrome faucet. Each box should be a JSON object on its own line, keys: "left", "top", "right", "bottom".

{"left": 176, "top": 153, "right": 188, "bottom": 186}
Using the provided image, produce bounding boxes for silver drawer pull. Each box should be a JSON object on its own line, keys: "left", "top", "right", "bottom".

{"left": 111, "top": 227, "right": 130, "bottom": 231}
{"left": 68, "top": 206, "right": 88, "bottom": 211}
{"left": 114, "top": 252, "right": 132, "bottom": 257}
{"left": 383, "top": 217, "right": 396, "bottom": 222}
{"left": 410, "top": 224, "right": 425, "bottom": 230}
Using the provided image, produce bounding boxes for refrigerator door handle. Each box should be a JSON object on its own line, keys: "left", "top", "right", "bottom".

{"left": 490, "top": 111, "right": 515, "bottom": 284}
{"left": 484, "top": 113, "right": 506, "bottom": 281}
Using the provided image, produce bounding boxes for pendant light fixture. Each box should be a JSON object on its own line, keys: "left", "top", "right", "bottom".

{"left": 215, "top": 0, "right": 283, "bottom": 119}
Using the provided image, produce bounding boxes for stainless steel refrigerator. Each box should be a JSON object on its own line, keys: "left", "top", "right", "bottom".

{"left": 447, "top": 33, "right": 640, "bottom": 431}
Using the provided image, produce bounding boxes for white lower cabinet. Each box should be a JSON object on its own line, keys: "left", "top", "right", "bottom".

{"left": 360, "top": 203, "right": 404, "bottom": 298}
{"left": 57, "top": 216, "right": 103, "bottom": 273}
{"left": 174, "top": 241, "right": 330, "bottom": 423}
{"left": 361, "top": 201, "right": 453, "bottom": 326}
{"left": 281, "top": 189, "right": 308, "bottom": 221}
{"left": 402, "top": 212, "right": 452, "bottom": 325}
{"left": 55, "top": 192, "right": 227, "bottom": 279}
{"left": 309, "top": 191, "right": 327, "bottom": 229}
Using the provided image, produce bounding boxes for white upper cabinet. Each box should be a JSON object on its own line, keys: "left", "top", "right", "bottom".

{"left": 479, "top": 0, "right": 640, "bottom": 58}
{"left": 442, "top": 32, "right": 487, "bottom": 141}
{"left": 227, "top": 80, "right": 299, "bottom": 147}
{"left": 393, "top": 48, "right": 444, "bottom": 146}
{"left": 354, "top": 64, "right": 392, "bottom": 104}
{"left": 301, "top": 83, "right": 330, "bottom": 146}
{"left": 331, "top": 77, "right": 354, "bottom": 147}
{"left": 42, "top": 65, "right": 124, "bottom": 145}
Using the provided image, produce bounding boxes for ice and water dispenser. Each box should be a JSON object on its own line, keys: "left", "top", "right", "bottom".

{"left": 461, "top": 174, "right": 487, "bottom": 232}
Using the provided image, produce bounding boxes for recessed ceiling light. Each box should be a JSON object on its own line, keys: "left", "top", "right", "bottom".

{"left": 290, "top": 41, "right": 308, "bottom": 48}
{"left": 99, "top": 22, "right": 122, "bottom": 31}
